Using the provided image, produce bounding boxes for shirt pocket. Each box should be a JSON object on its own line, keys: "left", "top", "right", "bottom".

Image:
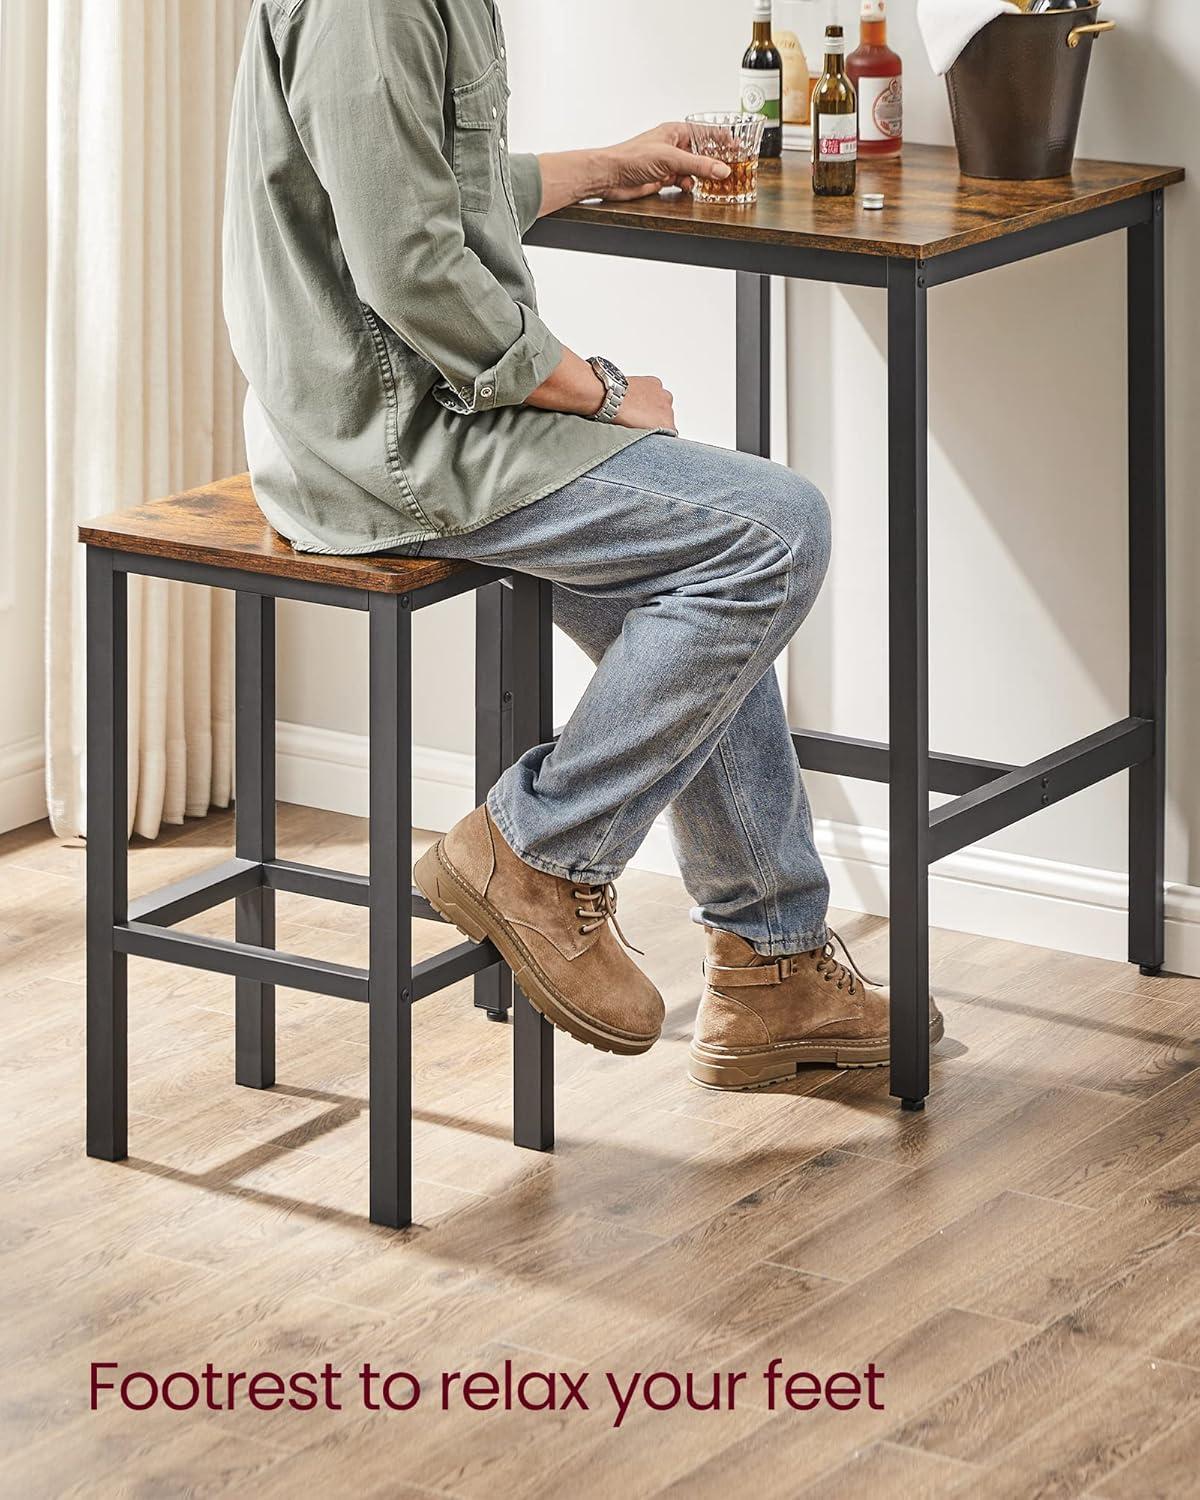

{"left": 451, "top": 61, "right": 508, "bottom": 216}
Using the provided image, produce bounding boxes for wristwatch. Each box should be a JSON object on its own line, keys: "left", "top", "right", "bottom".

{"left": 586, "top": 356, "right": 629, "bottom": 424}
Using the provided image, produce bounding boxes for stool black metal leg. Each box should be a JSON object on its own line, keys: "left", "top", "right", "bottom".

{"left": 509, "top": 574, "right": 554, "bottom": 1152}
{"left": 736, "top": 271, "right": 772, "bottom": 458}
{"left": 887, "top": 257, "right": 931, "bottom": 1111}
{"left": 368, "top": 593, "right": 414, "bottom": 1228}
{"left": 1128, "top": 191, "right": 1167, "bottom": 977}
{"left": 473, "top": 581, "right": 514, "bottom": 1023}
{"left": 235, "top": 593, "right": 276, "bottom": 1087}
{"left": 86, "top": 548, "right": 128, "bottom": 1160}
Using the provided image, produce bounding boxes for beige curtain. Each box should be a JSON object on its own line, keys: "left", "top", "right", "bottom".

{"left": 43, "top": 0, "right": 251, "bottom": 840}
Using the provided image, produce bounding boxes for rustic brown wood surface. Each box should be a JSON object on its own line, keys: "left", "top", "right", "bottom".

{"left": 544, "top": 143, "right": 1183, "bottom": 259}
{"left": 78, "top": 474, "right": 465, "bottom": 595}
{"left": 2, "top": 807, "right": 1198, "bottom": 1495}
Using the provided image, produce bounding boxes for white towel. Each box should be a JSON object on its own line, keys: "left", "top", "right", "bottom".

{"left": 917, "top": 0, "right": 1021, "bottom": 76}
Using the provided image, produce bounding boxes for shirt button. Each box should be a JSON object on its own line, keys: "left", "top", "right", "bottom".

{"left": 491, "top": 105, "right": 498, "bottom": 119}
{"left": 500, "top": 137, "right": 506, "bottom": 150}
{"left": 481, "top": 385, "right": 494, "bottom": 398}
{"left": 500, "top": 47, "right": 506, "bottom": 58}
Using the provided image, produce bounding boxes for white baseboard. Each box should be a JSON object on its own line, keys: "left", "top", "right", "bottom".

{"left": 275, "top": 725, "right": 1200, "bottom": 977}
{"left": 0, "top": 734, "right": 45, "bottom": 834}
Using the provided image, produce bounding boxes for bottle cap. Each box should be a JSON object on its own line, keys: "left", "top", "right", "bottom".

{"left": 861, "top": 0, "right": 887, "bottom": 18}
{"left": 862, "top": 192, "right": 885, "bottom": 210}
{"left": 752, "top": 0, "right": 772, "bottom": 16}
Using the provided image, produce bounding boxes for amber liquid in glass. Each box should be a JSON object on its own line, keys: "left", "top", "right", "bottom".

{"left": 696, "top": 157, "right": 762, "bottom": 202}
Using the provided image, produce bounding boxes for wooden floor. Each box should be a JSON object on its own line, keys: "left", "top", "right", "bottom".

{"left": 2, "top": 805, "right": 1198, "bottom": 1499}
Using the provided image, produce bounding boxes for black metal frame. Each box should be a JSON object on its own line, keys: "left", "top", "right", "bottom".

{"left": 529, "top": 188, "right": 1168, "bottom": 1110}
{"left": 85, "top": 553, "right": 554, "bottom": 1228}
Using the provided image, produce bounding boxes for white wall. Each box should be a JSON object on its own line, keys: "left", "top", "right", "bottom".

{"left": 0, "top": 0, "right": 48, "bottom": 834}
{"left": 277, "top": 0, "right": 1199, "bottom": 971}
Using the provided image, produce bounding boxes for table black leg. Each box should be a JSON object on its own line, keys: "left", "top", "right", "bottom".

{"left": 736, "top": 271, "right": 772, "bottom": 458}
{"left": 474, "top": 581, "right": 514, "bottom": 1022}
{"left": 1128, "top": 191, "right": 1167, "bottom": 977}
{"left": 368, "top": 593, "right": 414, "bottom": 1228}
{"left": 235, "top": 593, "right": 276, "bottom": 1087}
{"left": 887, "top": 258, "right": 931, "bottom": 1111}
{"left": 509, "top": 574, "right": 554, "bottom": 1152}
{"left": 86, "top": 548, "right": 128, "bottom": 1160}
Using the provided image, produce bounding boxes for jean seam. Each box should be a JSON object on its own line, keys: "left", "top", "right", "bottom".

{"left": 580, "top": 469, "right": 808, "bottom": 561}
{"left": 715, "top": 732, "right": 782, "bottom": 953}
{"left": 583, "top": 537, "right": 795, "bottom": 872}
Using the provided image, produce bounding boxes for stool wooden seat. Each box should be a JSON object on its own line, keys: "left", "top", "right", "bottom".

{"left": 80, "top": 476, "right": 555, "bottom": 1228}
{"left": 79, "top": 473, "right": 472, "bottom": 596}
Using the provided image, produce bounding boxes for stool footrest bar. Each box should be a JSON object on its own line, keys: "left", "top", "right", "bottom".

{"left": 114, "top": 922, "right": 370, "bottom": 1002}
{"left": 128, "top": 859, "right": 262, "bottom": 926}
{"left": 929, "top": 717, "right": 1154, "bottom": 864}
{"left": 412, "top": 939, "right": 503, "bottom": 1000}
{"left": 263, "top": 859, "right": 369, "bottom": 906}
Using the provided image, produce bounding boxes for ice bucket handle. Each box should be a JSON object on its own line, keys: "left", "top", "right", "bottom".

{"left": 1067, "top": 20, "right": 1115, "bottom": 49}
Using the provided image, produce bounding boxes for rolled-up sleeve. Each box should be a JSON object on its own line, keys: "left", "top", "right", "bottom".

{"left": 508, "top": 152, "right": 544, "bottom": 236}
{"left": 283, "top": 0, "right": 561, "bottom": 414}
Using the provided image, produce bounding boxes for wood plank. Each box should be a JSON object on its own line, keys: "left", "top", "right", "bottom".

{"left": 4, "top": 811, "right": 1199, "bottom": 1492}
{"left": 79, "top": 474, "right": 470, "bottom": 595}
{"left": 534, "top": 144, "right": 1184, "bottom": 260}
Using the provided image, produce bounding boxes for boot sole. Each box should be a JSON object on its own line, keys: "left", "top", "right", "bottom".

{"left": 413, "top": 841, "right": 658, "bottom": 1058}
{"left": 687, "top": 1010, "right": 946, "bottom": 1091}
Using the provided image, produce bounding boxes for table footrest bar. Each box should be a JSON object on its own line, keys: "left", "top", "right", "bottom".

{"left": 412, "top": 939, "right": 502, "bottom": 1001}
{"left": 791, "top": 729, "right": 1014, "bottom": 795}
{"left": 264, "top": 859, "right": 370, "bottom": 907}
{"left": 114, "top": 921, "right": 370, "bottom": 1002}
{"left": 128, "top": 858, "right": 262, "bottom": 926}
{"left": 928, "top": 716, "right": 1154, "bottom": 864}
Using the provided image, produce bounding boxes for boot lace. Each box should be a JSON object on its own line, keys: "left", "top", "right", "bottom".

{"left": 813, "top": 929, "right": 884, "bottom": 995}
{"left": 573, "top": 883, "right": 643, "bottom": 955}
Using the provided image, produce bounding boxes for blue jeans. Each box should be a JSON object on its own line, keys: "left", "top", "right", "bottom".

{"left": 419, "top": 435, "right": 833, "bottom": 956}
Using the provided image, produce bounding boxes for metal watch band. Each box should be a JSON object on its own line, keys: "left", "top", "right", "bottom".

{"left": 586, "top": 356, "right": 628, "bottom": 424}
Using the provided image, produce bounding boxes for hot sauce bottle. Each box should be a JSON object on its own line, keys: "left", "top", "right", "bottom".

{"left": 847, "top": 0, "right": 902, "bottom": 159}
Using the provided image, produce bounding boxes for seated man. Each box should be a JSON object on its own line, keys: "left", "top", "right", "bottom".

{"left": 223, "top": 0, "right": 940, "bottom": 1089}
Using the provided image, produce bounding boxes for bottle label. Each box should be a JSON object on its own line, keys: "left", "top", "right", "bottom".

{"left": 857, "top": 75, "right": 903, "bottom": 141}
{"left": 741, "top": 68, "right": 782, "bottom": 121}
{"left": 816, "top": 113, "right": 857, "bottom": 160}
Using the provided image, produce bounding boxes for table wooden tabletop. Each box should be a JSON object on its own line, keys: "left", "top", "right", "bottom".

{"left": 543, "top": 143, "right": 1183, "bottom": 260}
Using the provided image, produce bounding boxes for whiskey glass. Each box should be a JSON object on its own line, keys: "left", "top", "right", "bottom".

{"left": 685, "top": 112, "right": 767, "bottom": 205}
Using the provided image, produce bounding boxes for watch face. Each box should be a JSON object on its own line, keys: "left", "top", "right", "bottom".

{"left": 592, "top": 356, "right": 627, "bottom": 394}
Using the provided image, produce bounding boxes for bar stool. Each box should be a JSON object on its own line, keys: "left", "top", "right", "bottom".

{"left": 79, "top": 475, "right": 555, "bottom": 1228}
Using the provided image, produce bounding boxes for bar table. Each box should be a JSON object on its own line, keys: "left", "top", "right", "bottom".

{"left": 526, "top": 143, "right": 1183, "bottom": 1110}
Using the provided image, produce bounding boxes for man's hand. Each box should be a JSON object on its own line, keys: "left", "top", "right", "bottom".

{"left": 536, "top": 125, "right": 731, "bottom": 217}
{"left": 615, "top": 376, "right": 677, "bottom": 434}
{"left": 597, "top": 123, "right": 732, "bottom": 202}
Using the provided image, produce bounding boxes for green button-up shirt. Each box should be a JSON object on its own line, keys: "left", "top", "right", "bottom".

{"left": 223, "top": 0, "right": 643, "bottom": 554}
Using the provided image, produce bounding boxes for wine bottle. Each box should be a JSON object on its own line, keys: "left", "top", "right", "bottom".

{"left": 741, "top": 0, "right": 783, "bottom": 160}
{"left": 812, "top": 24, "right": 857, "bottom": 197}
{"left": 847, "top": 0, "right": 902, "bottom": 159}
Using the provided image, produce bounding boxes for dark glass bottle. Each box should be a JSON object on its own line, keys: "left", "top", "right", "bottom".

{"left": 741, "top": 0, "right": 783, "bottom": 160}
{"left": 812, "top": 25, "right": 857, "bottom": 197}
{"left": 847, "top": 0, "right": 902, "bottom": 159}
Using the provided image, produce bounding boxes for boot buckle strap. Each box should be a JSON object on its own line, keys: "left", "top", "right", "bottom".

{"left": 704, "top": 956, "right": 798, "bottom": 987}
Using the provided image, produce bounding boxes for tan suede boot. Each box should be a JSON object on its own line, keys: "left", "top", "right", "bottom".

{"left": 689, "top": 928, "right": 944, "bottom": 1089}
{"left": 414, "top": 805, "right": 664, "bottom": 1055}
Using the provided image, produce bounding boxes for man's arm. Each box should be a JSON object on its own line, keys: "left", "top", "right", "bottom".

{"left": 535, "top": 123, "right": 731, "bottom": 217}
{"left": 516, "top": 125, "right": 727, "bottom": 429}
